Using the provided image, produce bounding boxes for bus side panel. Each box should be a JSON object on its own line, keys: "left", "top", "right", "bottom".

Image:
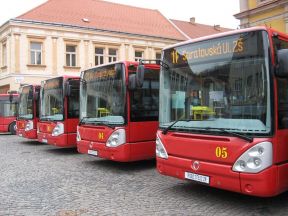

{"left": 65, "top": 118, "right": 79, "bottom": 133}
{"left": 275, "top": 130, "right": 288, "bottom": 163}
{"left": 128, "top": 121, "right": 158, "bottom": 142}
{"left": 278, "top": 163, "right": 288, "bottom": 194}
{"left": 65, "top": 118, "right": 79, "bottom": 146}
{"left": 0, "top": 116, "right": 16, "bottom": 132}
{"left": 128, "top": 121, "right": 158, "bottom": 160}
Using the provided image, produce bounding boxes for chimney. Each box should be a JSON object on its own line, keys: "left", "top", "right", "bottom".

{"left": 190, "top": 17, "right": 196, "bottom": 24}
{"left": 214, "top": 24, "right": 221, "bottom": 31}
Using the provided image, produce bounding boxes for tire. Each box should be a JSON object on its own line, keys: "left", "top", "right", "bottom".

{"left": 9, "top": 121, "right": 16, "bottom": 135}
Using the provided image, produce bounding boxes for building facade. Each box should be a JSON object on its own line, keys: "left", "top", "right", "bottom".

{"left": 0, "top": 0, "right": 231, "bottom": 93}
{"left": 235, "top": 0, "right": 288, "bottom": 32}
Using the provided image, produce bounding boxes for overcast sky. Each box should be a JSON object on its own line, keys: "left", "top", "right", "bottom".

{"left": 0, "top": 0, "right": 240, "bottom": 29}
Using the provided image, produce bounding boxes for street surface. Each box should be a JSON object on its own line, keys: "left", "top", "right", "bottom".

{"left": 0, "top": 135, "right": 288, "bottom": 216}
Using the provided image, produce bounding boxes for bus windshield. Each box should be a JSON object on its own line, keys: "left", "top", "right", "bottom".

{"left": 0, "top": 95, "right": 18, "bottom": 117}
{"left": 80, "top": 63, "right": 126, "bottom": 125}
{"left": 18, "top": 85, "right": 34, "bottom": 120}
{"left": 160, "top": 30, "right": 271, "bottom": 135}
{"left": 40, "top": 77, "right": 64, "bottom": 121}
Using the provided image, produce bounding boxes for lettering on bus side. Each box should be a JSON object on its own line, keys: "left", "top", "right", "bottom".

{"left": 169, "top": 36, "right": 245, "bottom": 66}
{"left": 44, "top": 78, "right": 62, "bottom": 90}
{"left": 21, "top": 86, "right": 32, "bottom": 94}
{"left": 85, "top": 68, "right": 116, "bottom": 82}
{"left": 98, "top": 132, "right": 104, "bottom": 140}
{"left": 215, "top": 146, "right": 228, "bottom": 159}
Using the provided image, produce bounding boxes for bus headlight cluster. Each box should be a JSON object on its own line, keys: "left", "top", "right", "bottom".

{"left": 52, "top": 123, "right": 64, "bottom": 137}
{"left": 25, "top": 120, "right": 34, "bottom": 131}
{"left": 76, "top": 126, "right": 81, "bottom": 142}
{"left": 106, "top": 129, "right": 126, "bottom": 147}
{"left": 156, "top": 136, "right": 168, "bottom": 159}
{"left": 232, "top": 142, "right": 272, "bottom": 173}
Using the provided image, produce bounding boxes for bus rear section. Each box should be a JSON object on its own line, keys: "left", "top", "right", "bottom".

{"left": 17, "top": 85, "right": 40, "bottom": 139}
{"left": 37, "top": 76, "right": 80, "bottom": 147}
{"left": 156, "top": 27, "right": 288, "bottom": 197}
{"left": 77, "top": 61, "right": 160, "bottom": 162}
{"left": 0, "top": 94, "right": 18, "bottom": 134}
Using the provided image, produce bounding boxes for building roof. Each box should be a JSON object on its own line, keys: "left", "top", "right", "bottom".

{"left": 17, "top": 0, "right": 186, "bottom": 41}
{"left": 170, "top": 19, "right": 232, "bottom": 39}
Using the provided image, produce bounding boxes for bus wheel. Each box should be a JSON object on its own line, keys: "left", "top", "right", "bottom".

{"left": 9, "top": 121, "right": 16, "bottom": 135}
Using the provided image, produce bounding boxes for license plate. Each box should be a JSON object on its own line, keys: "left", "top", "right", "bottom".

{"left": 88, "top": 149, "right": 98, "bottom": 156}
{"left": 42, "top": 139, "right": 48, "bottom": 143}
{"left": 185, "top": 172, "right": 210, "bottom": 184}
{"left": 19, "top": 134, "right": 22, "bottom": 137}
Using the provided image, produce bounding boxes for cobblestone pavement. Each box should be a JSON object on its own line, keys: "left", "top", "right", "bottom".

{"left": 1, "top": 135, "right": 288, "bottom": 216}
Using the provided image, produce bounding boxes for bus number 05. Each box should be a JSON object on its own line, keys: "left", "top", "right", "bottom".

{"left": 215, "top": 147, "right": 228, "bottom": 159}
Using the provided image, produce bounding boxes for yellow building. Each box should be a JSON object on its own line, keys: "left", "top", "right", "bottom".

{"left": 234, "top": 0, "right": 288, "bottom": 32}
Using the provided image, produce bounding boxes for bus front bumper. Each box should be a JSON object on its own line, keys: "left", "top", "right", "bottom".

{"left": 157, "top": 156, "right": 279, "bottom": 197}
{"left": 37, "top": 132, "right": 76, "bottom": 147}
{"left": 17, "top": 129, "right": 37, "bottom": 139}
{"left": 77, "top": 139, "right": 155, "bottom": 162}
{"left": 77, "top": 139, "right": 131, "bottom": 161}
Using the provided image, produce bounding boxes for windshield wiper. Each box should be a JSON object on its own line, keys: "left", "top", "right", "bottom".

{"left": 79, "top": 118, "right": 115, "bottom": 129}
{"left": 204, "top": 127, "right": 253, "bottom": 143}
{"left": 91, "top": 120, "right": 115, "bottom": 129}
{"left": 40, "top": 116, "right": 52, "bottom": 121}
{"left": 79, "top": 117, "right": 90, "bottom": 126}
{"left": 162, "top": 121, "right": 253, "bottom": 143}
{"left": 162, "top": 119, "right": 197, "bottom": 135}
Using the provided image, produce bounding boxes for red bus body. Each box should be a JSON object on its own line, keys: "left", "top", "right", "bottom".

{"left": 77, "top": 61, "right": 160, "bottom": 162}
{"left": 16, "top": 85, "right": 40, "bottom": 139}
{"left": 156, "top": 27, "right": 288, "bottom": 197}
{"left": 37, "top": 76, "right": 80, "bottom": 147}
{"left": 0, "top": 94, "right": 19, "bottom": 134}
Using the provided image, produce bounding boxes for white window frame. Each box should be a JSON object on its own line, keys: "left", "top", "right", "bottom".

{"left": 66, "top": 45, "right": 77, "bottom": 67}
{"left": 2, "top": 43, "right": 7, "bottom": 67}
{"left": 108, "top": 48, "right": 118, "bottom": 63}
{"left": 30, "top": 42, "right": 42, "bottom": 65}
{"left": 95, "top": 47, "right": 105, "bottom": 66}
{"left": 135, "top": 50, "right": 144, "bottom": 62}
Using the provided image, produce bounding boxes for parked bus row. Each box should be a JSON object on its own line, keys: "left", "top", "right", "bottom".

{"left": 3, "top": 26, "right": 288, "bottom": 197}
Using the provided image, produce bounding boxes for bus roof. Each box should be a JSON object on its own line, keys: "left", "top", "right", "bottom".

{"left": 163, "top": 26, "right": 279, "bottom": 51}
{"left": 41, "top": 75, "right": 80, "bottom": 83}
{"left": 0, "top": 94, "right": 19, "bottom": 101}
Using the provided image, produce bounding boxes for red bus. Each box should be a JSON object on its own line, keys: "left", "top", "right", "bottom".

{"left": 0, "top": 93, "right": 19, "bottom": 134}
{"left": 156, "top": 26, "right": 288, "bottom": 197}
{"left": 16, "top": 84, "right": 40, "bottom": 139}
{"left": 37, "top": 76, "right": 80, "bottom": 147}
{"left": 77, "top": 61, "right": 160, "bottom": 162}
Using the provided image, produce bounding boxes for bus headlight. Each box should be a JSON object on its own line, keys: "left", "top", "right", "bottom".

{"left": 52, "top": 123, "right": 64, "bottom": 137}
{"left": 232, "top": 142, "right": 272, "bottom": 173}
{"left": 25, "top": 120, "right": 34, "bottom": 131}
{"left": 76, "top": 126, "right": 81, "bottom": 142}
{"left": 156, "top": 136, "right": 168, "bottom": 159}
{"left": 106, "top": 129, "right": 126, "bottom": 147}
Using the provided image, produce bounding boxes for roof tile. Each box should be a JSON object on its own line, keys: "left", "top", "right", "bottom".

{"left": 170, "top": 19, "right": 232, "bottom": 39}
{"left": 17, "top": 0, "right": 186, "bottom": 40}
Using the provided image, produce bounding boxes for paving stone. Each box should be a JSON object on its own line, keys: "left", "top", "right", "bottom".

{"left": 0, "top": 135, "right": 288, "bottom": 215}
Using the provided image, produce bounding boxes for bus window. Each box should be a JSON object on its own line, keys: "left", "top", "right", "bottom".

{"left": 130, "top": 68, "right": 159, "bottom": 122}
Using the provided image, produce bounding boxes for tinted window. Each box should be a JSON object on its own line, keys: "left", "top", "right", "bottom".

{"left": 130, "top": 68, "right": 159, "bottom": 122}
{"left": 67, "top": 80, "right": 80, "bottom": 118}
{"left": 274, "top": 37, "right": 288, "bottom": 129}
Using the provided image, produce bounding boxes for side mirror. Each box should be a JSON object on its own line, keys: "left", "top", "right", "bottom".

{"left": 34, "top": 92, "right": 39, "bottom": 101}
{"left": 115, "top": 64, "right": 122, "bottom": 79}
{"left": 65, "top": 82, "right": 72, "bottom": 97}
{"left": 128, "top": 74, "right": 136, "bottom": 90}
{"left": 136, "top": 65, "right": 145, "bottom": 88}
{"left": 276, "top": 49, "right": 288, "bottom": 77}
{"left": 9, "top": 94, "right": 13, "bottom": 103}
